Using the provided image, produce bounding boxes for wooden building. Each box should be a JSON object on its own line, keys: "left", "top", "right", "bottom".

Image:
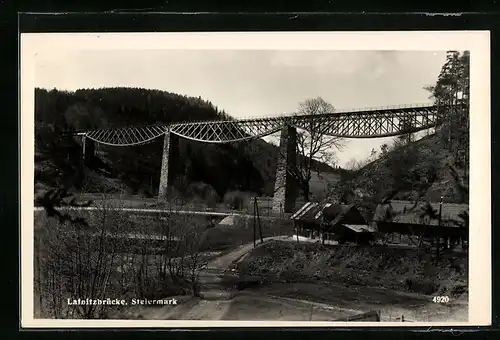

{"left": 372, "top": 200, "right": 468, "bottom": 249}
{"left": 290, "top": 202, "right": 375, "bottom": 245}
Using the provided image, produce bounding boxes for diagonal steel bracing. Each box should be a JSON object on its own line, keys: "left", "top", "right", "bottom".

{"left": 81, "top": 103, "right": 461, "bottom": 146}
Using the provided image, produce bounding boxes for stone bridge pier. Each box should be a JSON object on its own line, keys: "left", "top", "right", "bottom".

{"left": 81, "top": 135, "right": 95, "bottom": 166}
{"left": 272, "top": 125, "right": 298, "bottom": 214}
{"left": 156, "top": 126, "right": 299, "bottom": 212}
{"left": 158, "top": 131, "right": 180, "bottom": 201}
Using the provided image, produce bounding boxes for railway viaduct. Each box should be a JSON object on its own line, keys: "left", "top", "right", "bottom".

{"left": 75, "top": 103, "right": 452, "bottom": 213}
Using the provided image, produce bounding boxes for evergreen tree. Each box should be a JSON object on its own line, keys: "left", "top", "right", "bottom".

{"left": 424, "top": 50, "right": 470, "bottom": 166}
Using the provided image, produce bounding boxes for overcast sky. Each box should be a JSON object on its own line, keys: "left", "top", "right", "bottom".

{"left": 35, "top": 49, "right": 446, "bottom": 167}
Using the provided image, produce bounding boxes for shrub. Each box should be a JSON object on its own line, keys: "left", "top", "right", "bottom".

{"left": 186, "top": 182, "right": 220, "bottom": 208}
{"left": 222, "top": 190, "right": 254, "bottom": 210}
{"left": 236, "top": 240, "right": 468, "bottom": 296}
{"left": 34, "top": 196, "right": 209, "bottom": 319}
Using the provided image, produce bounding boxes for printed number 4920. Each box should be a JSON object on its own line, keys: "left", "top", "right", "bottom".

{"left": 432, "top": 296, "right": 450, "bottom": 303}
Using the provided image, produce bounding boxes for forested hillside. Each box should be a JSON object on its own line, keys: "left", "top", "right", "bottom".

{"left": 34, "top": 87, "right": 337, "bottom": 201}
{"left": 328, "top": 51, "right": 470, "bottom": 207}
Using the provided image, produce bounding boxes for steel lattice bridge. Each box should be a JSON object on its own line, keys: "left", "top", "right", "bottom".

{"left": 80, "top": 103, "right": 443, "bottom": 146}
{"left": 75, "top": 103, "right": 461, "bottom": 213}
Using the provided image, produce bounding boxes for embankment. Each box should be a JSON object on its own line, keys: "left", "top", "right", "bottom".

{"left": 236, "top": 240, "right": 468, "bottom": 299}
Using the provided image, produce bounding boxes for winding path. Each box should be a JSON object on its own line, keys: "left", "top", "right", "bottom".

{"left": 117, "top": 236, "right": 468, "bottom": 322}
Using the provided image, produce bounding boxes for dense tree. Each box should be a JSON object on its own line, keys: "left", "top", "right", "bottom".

{"left": 423, "top": 50, "right": 470, "bottom": 203}
{"left": 424, "top": 50, "right": 470, "bottom": 167}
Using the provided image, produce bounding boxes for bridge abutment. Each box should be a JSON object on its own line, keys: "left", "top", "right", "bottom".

{"left": 272, "top": 125, "right": 298, "bottom": 214}
{"left": 158, "top": 131, "right": 180, "bottom": 201}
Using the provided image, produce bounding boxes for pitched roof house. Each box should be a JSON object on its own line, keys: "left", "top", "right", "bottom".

{"left": 291, "top": 202, "right": 376, "bottom": 235}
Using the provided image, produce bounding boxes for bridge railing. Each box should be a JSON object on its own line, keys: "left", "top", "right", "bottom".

{"left": 333, "top": 102, "right": 435, "bottom": 114}
{"left": 171, "top": 102, "right": 437, "bottom": 125}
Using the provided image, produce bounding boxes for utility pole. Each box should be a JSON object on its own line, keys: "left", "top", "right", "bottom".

{"left": 436, "top": 196, "right": 443, "bottom": 263}
{"left": 81, "top": 135, "right": 87, "bottom": 164}
{"left": 253, "top": 198, "right": 256, "bottom": 248}
{"left": 255, "top": 197, "right": 263, "bottom": 243}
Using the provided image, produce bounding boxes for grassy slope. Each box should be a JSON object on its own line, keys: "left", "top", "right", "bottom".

{"left": 333, "top": 133, "right": 467, "bottom": 204}
{"left": 237, "top": 240, "right": 468, "bottom": 298}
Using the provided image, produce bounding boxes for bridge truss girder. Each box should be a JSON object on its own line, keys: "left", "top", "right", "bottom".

{"left": 82, "top": 104, "right": 448, "bottom": 147}
{"left": 85, "top": 125, "right": 168, "bottom": 147}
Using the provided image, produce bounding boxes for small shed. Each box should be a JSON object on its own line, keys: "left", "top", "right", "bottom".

{"left": 322, "top": 204, "right": 375, "bottom": 244}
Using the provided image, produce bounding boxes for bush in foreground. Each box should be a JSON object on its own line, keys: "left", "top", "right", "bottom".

{"left": 236, "top": 240, "right": 468, "bottom": 298}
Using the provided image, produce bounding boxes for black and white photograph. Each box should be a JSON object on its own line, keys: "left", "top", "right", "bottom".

{"left": 20, "top": 31, "right": 491, "bottom": 327}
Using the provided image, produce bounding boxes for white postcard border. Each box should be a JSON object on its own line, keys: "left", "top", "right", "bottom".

{"left": 20, "top": 31, "right": 491, "bottom": 328}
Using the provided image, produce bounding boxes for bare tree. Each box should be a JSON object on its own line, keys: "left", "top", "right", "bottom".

{"left": 182, "top": 217, "right": 208, "bottom": 297}
{"left": 283, "top": 97, "right": 345, "bottom": 202}
{"left": 35, "top": 191, "right": 210, "bottom": 319}
{"left": 147, "top": 198, "right": 208, "bottom": 298}
{"left": 35, "top": 195, "right": 131, "bottom": 319}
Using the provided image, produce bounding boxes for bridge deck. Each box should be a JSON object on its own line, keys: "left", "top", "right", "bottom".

{"left": 68, "top": 103, "right": 466, "bottom": 145}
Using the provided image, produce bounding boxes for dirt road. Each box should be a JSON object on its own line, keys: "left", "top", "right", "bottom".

{"left": 113, "top": 236, "right": 468, "bottom": 322}
{"left": 205, "top": 235, "right": 289, "bottom": 269}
